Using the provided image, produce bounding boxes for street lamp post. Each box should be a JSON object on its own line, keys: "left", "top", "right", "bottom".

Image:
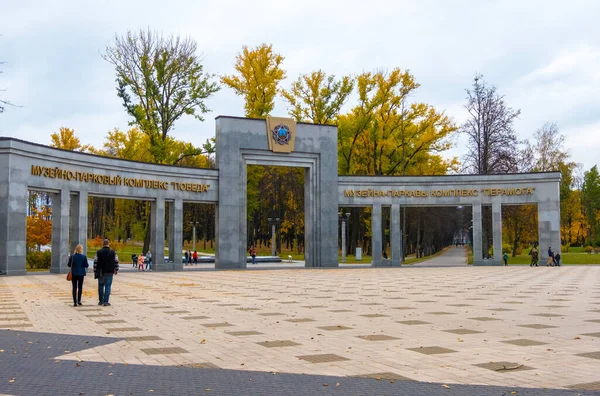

{"left": 190, "top": 221, "right": 199, "bottom": 251}
{"left": 339, "top": 212, "right": 350, "bottom": 263}
{"left": 267, "top": 217, "right": 280, "bottom": 256}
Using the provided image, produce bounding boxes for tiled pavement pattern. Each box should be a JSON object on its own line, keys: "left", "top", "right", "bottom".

{"left": 0, "top": 331, "right": 592, "bottom": 396}
{"left": 0, "top": 266, "right": 599, "bottom": 395}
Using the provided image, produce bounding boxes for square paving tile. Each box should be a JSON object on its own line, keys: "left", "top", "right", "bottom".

{"left": 396, "top": 320, "right": 431, "bottom": 325}
{"left": 0, "top": 323, "right": 32, "bottom": 328}
{"left": 354, "top": 372, "right": 413, "bottom": 381}
{"left": 258, "top": 313, "right": 285, "bottom": 316}
{"left": 285, "top": 318, "right": 315, "bottom": 323}
{"left": 474, "top": 361, "right": 533, "bottom": 372}
{"left": 427, "top": 312, "right": 455, "bottom": 315}
{"left": 236, "top": 308, "right": 261, "bottom": 311}
{"left": 443, "top": 329, "right": 483, "bottom": 335}
{"left": 502, "top": 339, "right": 549, "bottom": 346}
{"left": 318, "top": 325, "right": 352, "bottom": 331}
{"left": 141, "top": 347, "right": 189, "bottom": 355}
{"left": 226, "top": 331, "right": 263, "bottom": 336}
{"left": 182, "top": 362, "right": 220, "bottom": 369}
{"left": 181, "top": 316, "right": 211, "bottom": 320}
{"left": 581, "top": 332, "right": 600, "bottom": 338}
{"left": 469, "top": 317, "right": 501, "bottom": 321}
{"left": 256, "top": 340, "right": 301, "bottom": 348}
{"left": 107, "top": 327, "right": 143, "bottom": 332}
{"left": 576, "top": 351, "right": 600, "bottom": 360}
{"left": 126, "top": 336, "right": 163, "bottom": 341}
{"left": 567, "top": 381, "right": 600, "bottom": 390}
{"left": 447, "top": 304, "right": 472, "bottom": 307}
{"left": 392, "top": 307, "right": 416, "bottom": 310}
{"left": 201, "top": 322, "right": 233, "bottom": 328}
{"left": 95, "top": 320, "right": 127, "bottom": 324}
{"left": 518, "top": 324, "right": 558, "bottom": 329}
{"left": 357, "top": 334, "right": 399, "bottom": 341}
{"left": 487, "top": 308, "right": 515, "bottom": 312}
{"left": 164, "top": 310, "right": 190, "bottom": 314}
{"left": 359, "top": 314, "right": 388, "bottom": 318}
{"left": 329, "top": 309, "right": 353, "bottom": 313}
{"left": 407, "top": 346, "right": 457, "bottom": 355}
{"left": 297, "top": 354, "right": 350, "bottom": 363}
{"left": 531, "top": 313, "right": 562, "bottom": 317}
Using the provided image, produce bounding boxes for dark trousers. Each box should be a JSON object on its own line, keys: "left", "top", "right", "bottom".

{"left": 97, "top": 274, "right": 113, "bottom": 304}
{"left": 71, "top": 275, "right": 84, "bottom": 304}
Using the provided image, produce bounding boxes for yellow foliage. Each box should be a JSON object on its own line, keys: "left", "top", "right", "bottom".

{"left": 281, "top": 70, "right": 353, "bottom": 124}
{"left": 222, "top": 44, "right": 285, "bottom": 118}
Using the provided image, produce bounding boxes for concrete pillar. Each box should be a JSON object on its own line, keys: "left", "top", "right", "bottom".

{"left": 0, "top": 160, "right": 28, "bottom": 275}
{"left": 371, "top": 203, "right": 382, "bottom": 267}
{"left": 151, "top": 197, "right": 166, "bottom": 270}
{"left": 168, "top": 199, "right": 183, "bottom": 270}
{"left": 538, "top": 199, "right": 561, "bottom": 263}
{"left": 472, "top": 203, "right": 483, "bottom": 265}
{"left": 50, "top": 189, "right": 70, "bottom": 274}
{"left": 492, "top": 202, "right": 502, "bottom": 265}
{"left": 69, "top": 191, "right": 88, "bottom": 257}
{"left": 391, "top": 204, "right": 402, "bottom": 266}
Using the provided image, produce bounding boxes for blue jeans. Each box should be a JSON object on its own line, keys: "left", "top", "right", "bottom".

{"left": 147, "top": 261, "right": 152, "bottom": 270}
{"left": 98, "top": 274, "right": 113, "bottom": 303}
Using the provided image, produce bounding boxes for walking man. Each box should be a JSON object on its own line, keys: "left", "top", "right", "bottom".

{"left": 146, "top": 251, "right": 153, "bottom": 271}
{"left": 503, "top": 252, "right": 508, "bottom": 266}
{"left": 94, "top": 239, "right": 119, "bottom": 307}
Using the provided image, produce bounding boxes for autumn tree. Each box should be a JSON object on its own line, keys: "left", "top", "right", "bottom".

{"left": 0, "top": 59, "right": 17, "bottom": 113}
{"left": 26, "top": 206, "right": 52, "bottom": 250}
{"left": 338, "top": 69, "right": 456, "bottom": 176}
{"left": 103, "top": 29, "right": 219, "bottom": 164}
{"left": 581, "top": 165, "right": 600, "bottom": 244}
{"left": 221, "top": 44, "right": 285, "bottom": 118}
{"left": 462, "top": 74, "right": 521, "bottom": 174}
{"left": 281, "top": 70, "right": 353, "bottom": 124}
{"left": 50, "top": 127, "right": 89, "bottom": 151}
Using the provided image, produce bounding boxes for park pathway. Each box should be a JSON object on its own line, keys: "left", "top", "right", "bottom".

{"left": 411, "top": 245, "right": 468, "bottom": 267}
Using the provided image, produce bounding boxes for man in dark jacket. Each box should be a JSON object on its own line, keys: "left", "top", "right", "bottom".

{"left": 94, "top": 239, "right": 119, "bottom": 306}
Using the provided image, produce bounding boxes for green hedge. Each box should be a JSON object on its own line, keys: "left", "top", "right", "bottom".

{"left": 26, "top": 251, "right": 51, "bottom": 269}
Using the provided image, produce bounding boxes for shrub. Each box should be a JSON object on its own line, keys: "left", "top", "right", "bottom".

{"left": 502, "top": 243, "right": 512, "bottom": 254}
{"left": 561, "top": 244, "right": 569, "bottom": 253}
{"left": 26, "top": 250, "right": 51, "bottom": 269}
{"left": 584, "top": 245, "right": 594, "bottom": 254}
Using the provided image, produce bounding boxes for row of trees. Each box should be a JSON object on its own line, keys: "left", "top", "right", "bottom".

{"left": 21, "top": 30, "right": 600, "bottom": 258}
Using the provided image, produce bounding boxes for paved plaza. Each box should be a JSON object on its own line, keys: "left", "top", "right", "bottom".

{"left": 1, "top": 251, "right": 600, "bottom": 395}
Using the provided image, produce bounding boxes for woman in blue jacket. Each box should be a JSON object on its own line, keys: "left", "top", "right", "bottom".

{"left": 68, "top": 244, "right": 89, "bottom": 307}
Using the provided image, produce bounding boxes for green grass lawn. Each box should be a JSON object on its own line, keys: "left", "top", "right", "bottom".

{"left": 506, "top": 252, "right": 600, "bottom": 265}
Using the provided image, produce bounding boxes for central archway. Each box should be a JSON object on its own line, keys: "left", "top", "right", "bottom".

{"left": 214, "top": 116, "right": 339, "bottom": 269}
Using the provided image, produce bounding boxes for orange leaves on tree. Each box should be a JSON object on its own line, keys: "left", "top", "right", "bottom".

{"left": 26, "top": 206, "right": 52, "bottom": 250}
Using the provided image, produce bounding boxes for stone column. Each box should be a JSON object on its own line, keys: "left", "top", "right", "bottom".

{"left": 391, "top": 204, "right": 402, "bottom": 266}
{"left": 168, "top": 199, "right": 183, "bottom": 270}
{"left": 0, "top": 159, "right": 28, "bottom": 275}
{"left": 371, "top": 203, "right": 383, "bottom": 267}
{"left": 69, "top": 191, "right": 88, "bottom": 257}
{"left": 492, "top": 202, "right": 502, "bottom": 265}
{"left": 151, "top": 197, "right": 166, "bottom": 270}
{"left": 538, "top": 199, "right": 561, "bottom": 263}
{"left": 472, "top": 203, "right": 483, "bottom": 266}
{"left": 50, "top": 189, "right": 70, "bottom": 274}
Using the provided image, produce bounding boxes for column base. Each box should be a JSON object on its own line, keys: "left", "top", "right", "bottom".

{"left": 372, "top": 260, "right": 402, "bottom": 267}
{"left": 473, "top": 259, "right": 503, "bottom": 266}
{"left": 50, "top": 267, "right": 70, "bottom": 274}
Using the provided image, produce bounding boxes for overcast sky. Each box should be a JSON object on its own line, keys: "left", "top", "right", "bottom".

{"left": 1, "top": 0, "right": 599, "bottom": 172}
